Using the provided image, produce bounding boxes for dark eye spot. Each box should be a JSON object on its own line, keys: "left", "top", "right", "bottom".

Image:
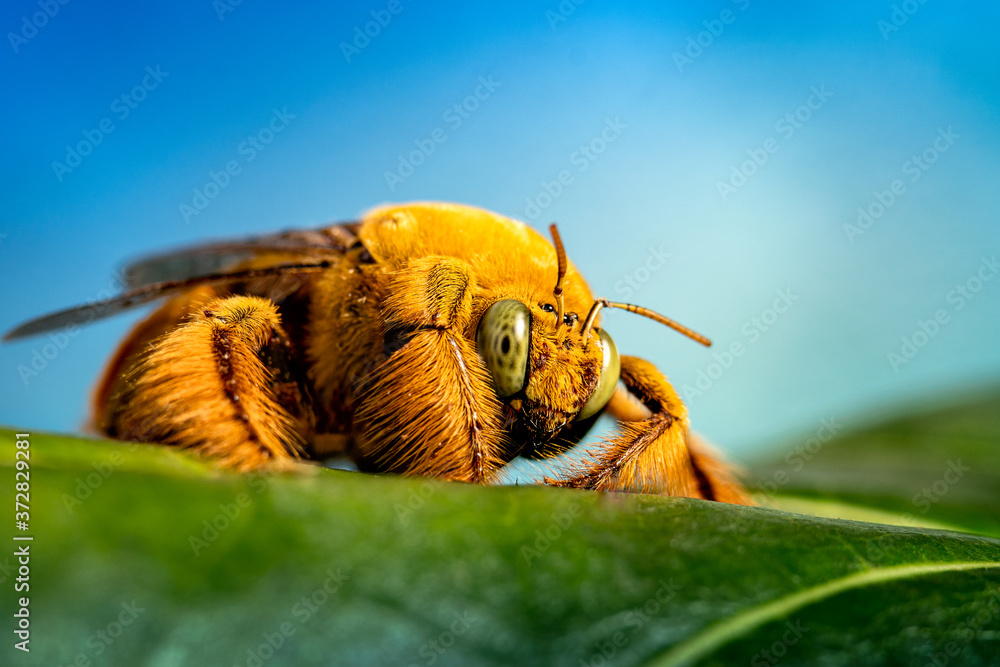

{"left": 540, "top": 303, "right": 555, "bottom": 313}
{"left": 501, "top": 335, "right": 510, "bottom": 354}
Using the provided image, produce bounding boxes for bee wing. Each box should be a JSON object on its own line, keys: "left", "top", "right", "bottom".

{"left": 5, "top": 224, "right": 360, "bottom": 341}
{"left": 3, "top": 222, "right": 363, "bottom": 342}
{"left": 3, "top": 261, "right": 337, "bottom": 342}
{"left": 122, "top": 224, "right": 360, "bottom": 288}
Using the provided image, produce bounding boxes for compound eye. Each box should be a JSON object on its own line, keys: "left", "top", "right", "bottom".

{"left": 577, "top": 329, "right": 620, "bottom": 420}
{"left": 476, "top": 299, "right": 531, "bottom": 398}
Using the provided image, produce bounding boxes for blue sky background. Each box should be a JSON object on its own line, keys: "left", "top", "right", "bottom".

{"left": 2, "top": 0, "right": 998, "bottom": 465}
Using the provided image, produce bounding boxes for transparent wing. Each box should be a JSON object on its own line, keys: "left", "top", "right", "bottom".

{"left": 3, "top": 261, "right": 336, "bottom": 342}
{"left": 122, "top": 224, "right": 360, "bottom": 288}
{"left": 4, "top": 222, "right": 362, "bottom": 342}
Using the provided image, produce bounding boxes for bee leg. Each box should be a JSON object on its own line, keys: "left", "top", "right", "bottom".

{"left": 353, "top": 256, "right": 506, "bottom": 483}
{"left": 92, "top": 285, "right": 220, "bottom": 433}
{"left": 106, "top": 295, "right": 307, "bottom": 471}
{"left": 546, "top": 355, "right": 752, "bottom": 504}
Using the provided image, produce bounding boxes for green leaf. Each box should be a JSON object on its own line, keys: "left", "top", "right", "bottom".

{"left": 3, "top": 425, "right": 1000, "bottom": 666}
{"left": 747, "top": 388, "right": 1000, "bottom": 538}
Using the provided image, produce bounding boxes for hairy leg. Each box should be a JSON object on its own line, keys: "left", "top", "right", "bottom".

{"left": 546, "top": 355, "right": 751, "bottom": 504}
{"left": 103, "top": 295, "right": 309, "bottom": 471}
{"left": 91, "top": 284, "right": 218, "bottom": 432}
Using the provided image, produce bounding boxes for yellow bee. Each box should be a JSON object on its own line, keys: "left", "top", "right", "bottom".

{"left": 5, "top": 202, "right": 749, "bottom": 503}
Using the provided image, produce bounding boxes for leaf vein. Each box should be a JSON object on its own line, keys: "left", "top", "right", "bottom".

{"left": 645, "top": 560, "right": 1000, "bottom": 667}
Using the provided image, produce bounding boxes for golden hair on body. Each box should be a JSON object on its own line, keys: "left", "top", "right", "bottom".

{"left": 5, "top": 202, "right": 750, "bottom": 503}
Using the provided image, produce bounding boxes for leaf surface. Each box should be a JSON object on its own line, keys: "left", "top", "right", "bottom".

{"left": 3, "top": 419, "right": 1000, "bottom": 666}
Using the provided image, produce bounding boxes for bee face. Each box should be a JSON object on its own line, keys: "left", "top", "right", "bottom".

{"left": 475, "top": 299, "right": 620, "bottom": 445}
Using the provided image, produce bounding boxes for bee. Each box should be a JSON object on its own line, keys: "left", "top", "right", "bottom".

{"left": 5, "top": 202, "right": 749, "bottom": 503}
